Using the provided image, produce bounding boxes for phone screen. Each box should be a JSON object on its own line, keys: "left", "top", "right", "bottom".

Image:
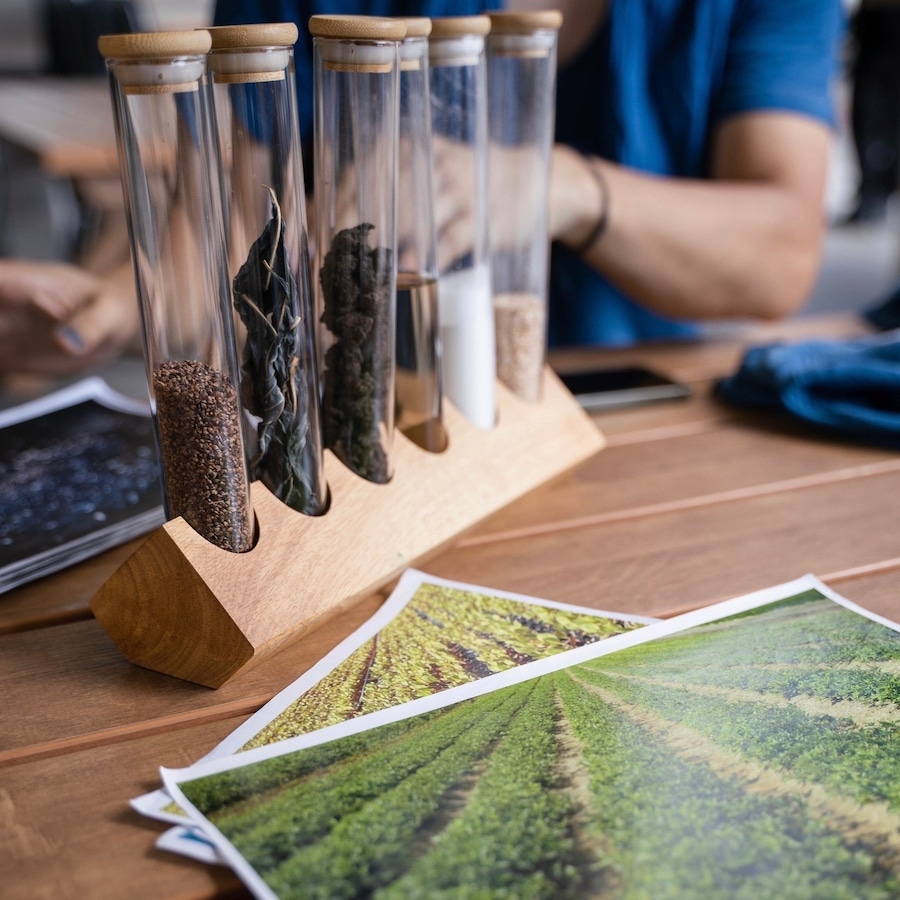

{"left": 558, "top": 366, "right": 691, "bottom": 411}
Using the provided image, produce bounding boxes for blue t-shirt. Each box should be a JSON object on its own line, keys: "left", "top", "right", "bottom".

{"left": 214, "top": 0, "right": 846, "bottom": 347}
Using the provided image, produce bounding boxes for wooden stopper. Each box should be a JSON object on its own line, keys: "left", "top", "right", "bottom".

{"left": 429, "top": 16, "right": 490, "bottom": 67}
{"left": 398, "top": 17, "right": 431, "bottom": 70}
{"left": 308, "top": 15, "right": 407, "bottom": 42}
{"left": 206, "top": 22, "right": 299, "bottom": 49}
{"left": 206, "top": 23, "right": 296, "bottom": 83}
{"left": 98, "top": 30, "right": 212, "bottom": 60}
{"left": 398, "top": 17, "right": 433, "bottom": 39}
{"left": 99, "top": 31, "right": 210, "bottom": 93}
{"left": 487, "top": 11, "right": 561, "bottom": 59}
{"left": 310, "top": 15, "right": 405, "bottom": 73}
{"left": 429, "top": 15, "right": 492, "bottom": 38}
{"left": 487, "top": 10, "right": 564, "bottom": 34}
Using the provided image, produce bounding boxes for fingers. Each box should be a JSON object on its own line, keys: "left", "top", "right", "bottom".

{"left": 0, "top": 258, "right": 140, "bottom": 375}
{"left": 436, "top": 209, "right": 477, "bottom": 273}
{"left": 0, "top": 260, "right": 103, "bottom": 376}
{"left": 0, "top": 259, "right": 96, "bottom": 321}
{"left": 53, "top": 281, "right": 140, "bottom": 362}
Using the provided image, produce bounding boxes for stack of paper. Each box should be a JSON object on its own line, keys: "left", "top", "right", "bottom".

{"left": 132, "top": 569, "right": 900, "bottom": 898}
{"left": 0, "top": 378, "right": 163, "bottom": 594}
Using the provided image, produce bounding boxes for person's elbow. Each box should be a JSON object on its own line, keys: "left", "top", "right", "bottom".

{"left": 746, "top": 204, "right": 827, "bottom": 321}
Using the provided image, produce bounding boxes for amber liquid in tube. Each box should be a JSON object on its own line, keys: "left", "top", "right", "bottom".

{"left": 395, "top": 272, "right": 447, "bottom": 451}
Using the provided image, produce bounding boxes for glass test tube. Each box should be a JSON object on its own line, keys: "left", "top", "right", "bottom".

{"left": 429, "top": 15, "right": 496, "bottom": 430}
{"left": 207, "top": 22, "right": 327, "bottom": 516}
{"left": 100, "top": 30, "right": 253, "bottom": 553}
{"left": 310, "top": 14, "right": 404, "bottom": 484}
{"left": 487, "top": 10, "right": 562, "bottom": 402}
{"left": 394, "top": 17, "right": 447, "bottom": 453}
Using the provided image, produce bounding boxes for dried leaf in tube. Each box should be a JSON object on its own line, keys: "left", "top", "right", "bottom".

{"left": 233, "top": 189, "right": 316, "bottom": 512}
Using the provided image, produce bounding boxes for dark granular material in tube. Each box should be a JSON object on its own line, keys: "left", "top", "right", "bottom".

{"left": 319, "top": 222, "right": 393, "bottom": 483}
{"left": 153, "top": 359, "right": 253, "bottom": 553}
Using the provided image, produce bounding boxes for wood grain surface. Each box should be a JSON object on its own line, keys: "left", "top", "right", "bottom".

{"left": 3, "top": 313, "right": 899, "bottom": 899}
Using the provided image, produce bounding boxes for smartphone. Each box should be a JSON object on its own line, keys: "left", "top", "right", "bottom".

{"left": 558, "top": 365, "right": 691, "bottom": 412}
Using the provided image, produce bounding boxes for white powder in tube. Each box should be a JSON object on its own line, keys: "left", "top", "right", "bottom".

{"left": 438, "top": 263, "right": 496, "bottom": 429}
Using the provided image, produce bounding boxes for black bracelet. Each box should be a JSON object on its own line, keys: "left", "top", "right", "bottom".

{"left": 571, "top": 155, "right": 609, "bottom": 257}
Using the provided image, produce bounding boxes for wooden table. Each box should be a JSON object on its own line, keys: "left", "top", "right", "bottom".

{"left": 4, "top": 313, "right": 900, "bottom": 899}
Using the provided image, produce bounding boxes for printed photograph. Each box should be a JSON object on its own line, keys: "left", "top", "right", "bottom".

{"left": 141, "top": 570, "right": 654, "bottom": 833}
{"left": 171, "top": 584, "right": 900, "bottom": 899}
{"left": 238, "top": 576, "right": 652, "bottom": 751}
{"left": 0, "top": 378, "right": 163, "bottom": 593}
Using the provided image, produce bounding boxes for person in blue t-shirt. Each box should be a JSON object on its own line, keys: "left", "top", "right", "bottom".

{"left": 0, "top": 0, "right": 846, "bottom": 373}
{"left": 213, "top": 0, "right": 846, "bottom": 348}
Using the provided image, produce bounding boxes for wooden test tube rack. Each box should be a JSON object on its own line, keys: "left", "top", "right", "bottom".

{"left": 90, "top": 368, "right": 604, "bottom": 688}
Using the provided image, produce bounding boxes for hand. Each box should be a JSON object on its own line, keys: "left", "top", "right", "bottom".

{"left": 434, "top": 138, "right": 554, "bottom": 271}
{"left": 432, "top": 134, "right": 480, "bottom": 271}
{"left": 0, "top": 259, "right": 140, "bottom": 376}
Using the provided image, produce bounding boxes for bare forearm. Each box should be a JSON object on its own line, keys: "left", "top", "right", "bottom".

{"left": 585, "top": 163, "right": 824, "bottom": 320}
{"left": 550, "top": 114, "right": 831, "bottom": 323}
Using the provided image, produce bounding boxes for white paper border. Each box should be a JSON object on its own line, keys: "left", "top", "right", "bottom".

{"left": 135, "top": 568, "right": 656, "bottom": 826}
{"left": 206, "top": 568, "right": 658, "bottom": 760}
{"left": 0, "top": 376, "right": 149, "bottom": 428}
{"left": 163, "top": 573, "right": 889, "bottom": 898}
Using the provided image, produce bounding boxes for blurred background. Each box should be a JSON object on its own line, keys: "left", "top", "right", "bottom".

{"left": 0, "top": 0, "right": 213, "bottom": 73}
{"left": 0, "top": 0, "right": 213, "bottom": 273}
{"left": 0, "top": 0, "right": 896, "bottom": 325}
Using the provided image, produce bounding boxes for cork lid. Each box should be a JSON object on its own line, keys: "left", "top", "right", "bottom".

{"left": 397, "top": 17, "right": 432, "bottom": 39}
{"left": 487, "top": 10, "right": 563, "bottom": 33}
{"left": 98, "top": 30, "right": 212, "bottom": 60}
{"left": 206, "top": 23, "right": 298, "bottom": 83}
{"left": 487, "top": 10, "right": 561, "bottom": 58}
{"left": 308, "top": 15, "right": 407, "bottom": 41}
{"left": 99, "top": 31, "right": 210, "bottom": 93}
{"left": 206, "top": 22, "right": 299, "bottom": 49}
{"left": 429, "top": 16, "right": 491, "bottom": 38}
{"left": 310, "top": 15, "right": 405, "bottom": 73}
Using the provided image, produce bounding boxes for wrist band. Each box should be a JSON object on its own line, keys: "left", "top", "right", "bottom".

{"left": 571, "top": 155, "right": 609, "bottom": 257}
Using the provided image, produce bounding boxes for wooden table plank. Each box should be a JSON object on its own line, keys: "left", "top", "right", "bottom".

{"left": 2, "top": 717, "right": 249, "bottom": 900}
{"left": 823, "top": 568, "right": 900, "bottom": 621}
{"left": 0, "top": 593, "right": 384, "bottom": 763}
{"left": 468, "top": 415, "right": 900, "bottom": 543}
{"left": 421, "top": 469, "right": 900, "bottom": 621}
{"left": 0, "top": 541, "right": 142, "bottom": 636}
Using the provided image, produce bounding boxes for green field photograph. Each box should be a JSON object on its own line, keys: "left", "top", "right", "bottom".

{"left": 170, "top": 583, "right": 900, "bottom": 899}
{"left": 139, "top": 570, "right": 652, "bottom": 834}
{"left": 237, "top": 574, "right": 651, "bottom": 751}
